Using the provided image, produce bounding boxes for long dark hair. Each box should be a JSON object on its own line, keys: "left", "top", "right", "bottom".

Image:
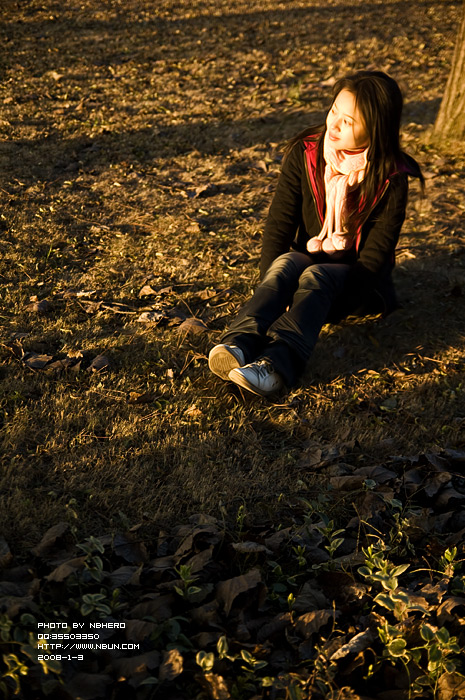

{"left": 286, "top": 70, "right": 424, "bottom": 232}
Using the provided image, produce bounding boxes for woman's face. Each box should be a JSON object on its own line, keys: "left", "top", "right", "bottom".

{"left": 326, "top": 89, "right": 369, "bottom": 151}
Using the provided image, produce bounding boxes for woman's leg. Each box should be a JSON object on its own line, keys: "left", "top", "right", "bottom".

{"left": 220, "top": 251, "right": 315, "bottom": 361}
{"left": 265, "top": 263, "right": 351, "bottom": 385}
{"left": 232, "top": 263, "right": 351, "bottom": 390}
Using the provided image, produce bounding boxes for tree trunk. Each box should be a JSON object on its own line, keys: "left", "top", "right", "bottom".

{"left": 432, "top": 0, "right": 465, "bottom": 139}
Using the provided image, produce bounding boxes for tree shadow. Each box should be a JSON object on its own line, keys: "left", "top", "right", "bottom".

{"left": 403, "top": 98, "right": 442, "bottom": 126}
{"left": 303, "top": 247, "right": 465, "bottom": 386}
{"left": 2, "top": 108, "right": 322, "bottom": 187}
{"left": 3, "top": 1, "right": 459, "bottom": 70}
{"left": 1, "top": 0, "right": 457, "bottom": 186}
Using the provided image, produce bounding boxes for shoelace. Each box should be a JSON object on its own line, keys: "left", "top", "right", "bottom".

{"left": 255, "top": 360, "right": 275, "bottom": 378}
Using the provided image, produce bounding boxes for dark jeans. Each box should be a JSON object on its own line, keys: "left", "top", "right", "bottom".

{"left": 221, "top": 252, "right": 352, "bottom": 387}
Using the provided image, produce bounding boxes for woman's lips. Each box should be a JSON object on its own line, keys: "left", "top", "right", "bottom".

{"left": 328, "top": 133, "right": 339, "bottom": 141}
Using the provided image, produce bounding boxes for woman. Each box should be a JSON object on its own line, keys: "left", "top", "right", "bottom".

{"left": 208, "top": 70, "right": 423, "bottom": 397}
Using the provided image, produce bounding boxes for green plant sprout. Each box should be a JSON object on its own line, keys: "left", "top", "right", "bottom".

{"left": 378, "top": 620, "right": 463, "bottom": 698}
{"left": 174, "top": 564, "right": 202, "bottom": 600}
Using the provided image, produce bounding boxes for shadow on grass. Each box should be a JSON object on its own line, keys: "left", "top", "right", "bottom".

{"left": 2, "top": 109, "right": 321, "bottom": 185}
{"left": 3, "top": 93, "right": 444, "bottom": 188}
{"left": 1, "top": 0, "right": 463, "bottom": 555}
{"left": 1, "top": 353, "right": 463, "bottom": 554}
{"left": 3, "top": 0, "right": 458, "bottom": 70}
{"left": 1, "top": 237, "right": 464, "bottom": 552}
{"left": 1, "top": 0, "right": 454, "bottom": 185}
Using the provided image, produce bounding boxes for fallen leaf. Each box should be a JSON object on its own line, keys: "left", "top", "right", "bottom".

{"left": 185, "top": 404, "right": 203, "bottom": 417}
{"left": 128, "top": 391, "right": 156, "bottom": 404}
{"left": 264, "top": 527, "right": 292, "bottom": 552}
{"left": 424, "top": 452, "right": 450, "bottom": 471}
{"left": 123, "top": 620, "right": 156, "bottom": 643}
{"left": 177, "top": 317, "right": 209, "bottom": 334}
{"left": 187, "top": 183, "right": 218, "bottom": 199}
{"left": 159, "top": 648, "right": 183, "bottom": 682}
{"left": 26, "top": 299, "right": 51, "bottom": 313}
{"left": 190, "top": 600, "right": 221, "bottom": 627}
{"left": 46, "top": 557, "right": 87, "bottom": 582}
{"left": 186, "top": 221, "right": 201, "bottom": 233}
{"left": 113, "top": 532, "right": 148, "bottom": 564}
{"left": 174, "top": 524, "right": 220, "bottom": 558}
{"left": 81, "top": 300, "right": 102, "bottom": 314}
{"left": 329, "top": 474, "right": 366, "bottom": 491}
{"left": 112, "top": 650, "right": 160, "bottom": 679}
{"left": 22, "top": 352, "right": 54, "bottom": 370}
{"left": 353, "top": 490, "right": 388, "bottom": 519}
{"left": 437, "top": 672, "right": 465, "bottom": 700}
{"left": 424, "top": 471, "right": 452, "bottom": 497}
{"left": 30, "top": 522, "right": 69, "bottom": 557}
{"left": 403, "top": 468, "right": 424, "bottom": 491}
{"left": 330, "top": 628, "right": 376, "bottom": 660}
{"left": 436, "top": 597, "right": 465, "bottom": 625}
{"left": 216, "top": 568, "right": 262, "bottom": 616}
{"left": 419, "top": 580, "right": 449, "bottom": 605}
{"left": 45, "top": 357, "right": 81, "bottom": 374}
{"left": 107, "top": 565, "right": 142, "bottom": 587}
{"left": 139, "top": 284, "right": 158, "bottom": 296}
{"left": 130, "top": 595, "right": 173, "bottom": 622}
{"left": 87, "top": 354, "right": 111, "bottom": 372}
{"left": 185, "top": 547, "right": 214, "bottom": 574}
{"left": 137, "top": 310, "right": 166, "bottom": 323}
{"left": 0, "top": 595, "right": 39, "bottom": 618}
{"left": 149, "top": 555, "right": 180, "bottom": 571}
{"left": 435, "top": 486, "right": 465, "bottom": 507}
{"left": 257, "top": 612, "right": 292, "bottom": 643}
{"left": 293, "top": 581, "right": 328, "bottom": 613}
{"left": 295, "top": 609, "right": 334, "bottom": 639}
{"left": 202, "top": 673, "right": 232, "bottom": 700}
{"left": 232, "top": 541, "right": 272, "bottom": 555}
{"left": 296, "top": 445, "right": 323, "bottom": 468}
{"left": 188, "top": 513, "right": 219, "bottom": 527}
{"left": 357, "top": 465, "right": 397, "bottom": 483}
{"left": 443, "top": 448, "right": 465, "bottom": 464}
{"left": 0, "top": 579, "right": 39, "bottom": 597}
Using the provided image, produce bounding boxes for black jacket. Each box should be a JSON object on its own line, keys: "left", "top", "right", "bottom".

{"left": 260, "top": 137, "right": 410, "bottom": 317}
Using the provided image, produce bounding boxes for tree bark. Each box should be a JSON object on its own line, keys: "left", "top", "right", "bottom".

{"left": 432, "top": 0, "right": 465, "bottom": 139}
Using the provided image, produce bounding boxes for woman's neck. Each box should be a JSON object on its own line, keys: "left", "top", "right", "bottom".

{"left": 341, "top": 146, "right": 367, "bottom": 154}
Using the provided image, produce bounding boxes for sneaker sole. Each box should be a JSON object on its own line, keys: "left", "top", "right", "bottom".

{"left": 228, "top": 368, "right": 281, "bottom": 398}
{"left": 208, "top": 346, "right": 243, "bottom": 381}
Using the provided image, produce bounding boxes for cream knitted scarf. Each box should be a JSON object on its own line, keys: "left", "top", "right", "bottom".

{"left": 307, "top": 131, "right": 368, "bottom": 254}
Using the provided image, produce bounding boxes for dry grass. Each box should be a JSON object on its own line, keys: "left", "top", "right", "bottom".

{"left": 1, "top": 0, "right": 465, "bottom": 556}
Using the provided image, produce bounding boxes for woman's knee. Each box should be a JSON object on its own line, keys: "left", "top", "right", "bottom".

{"left": 298, "top": 263, "right": 350, "bottom": 294}
{"left": 262, "top": 252, "right": 313, "bottom": 283}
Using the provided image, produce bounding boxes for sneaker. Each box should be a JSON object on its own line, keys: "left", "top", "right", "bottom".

{"left": 228, "top": 360, "right": 284, "bottom": 397}
{"left": 208, "top": 344, "right": 245, "bottom": 381}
